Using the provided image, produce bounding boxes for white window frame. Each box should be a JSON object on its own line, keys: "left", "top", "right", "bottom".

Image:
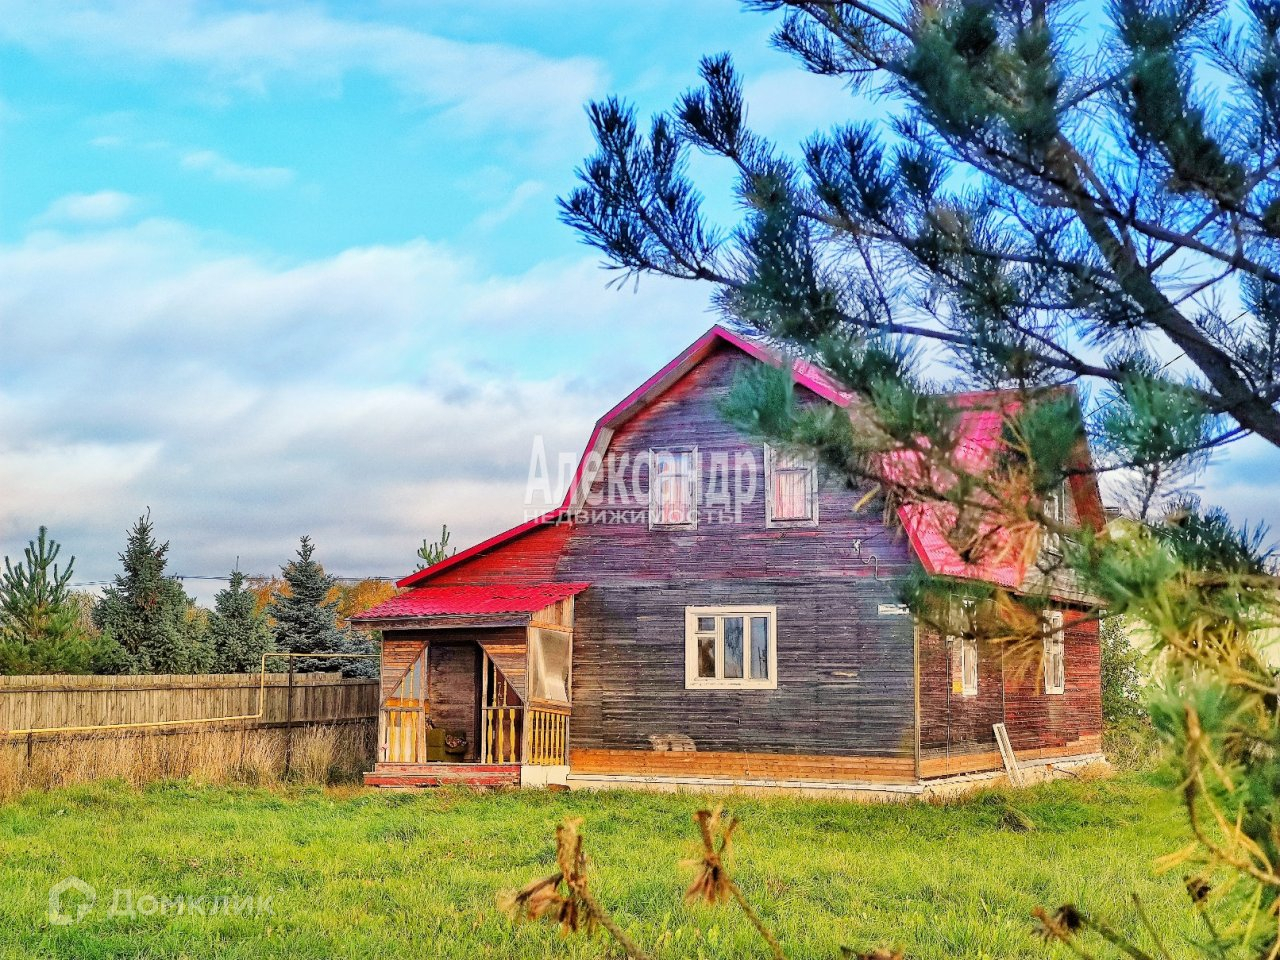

{"left": 765, "top": 445, "right": 818, "bottom": 527}
{"left": 1043, "top": 479, "right": 1070, "bottom": 555}
{"left": 684, "top": 605, "right": 778, "bottom": 690}
{"left": 649, "top": 447, "right": 699, "bottom": 530}
{"left": 959, "top": 635, "right": 979, "bottom": 696}
{"left": 948, "top": 596, "right": 978, "bottom": 697}
{"left": 1042, "top": 609, "right": 1066, "bottom": 694}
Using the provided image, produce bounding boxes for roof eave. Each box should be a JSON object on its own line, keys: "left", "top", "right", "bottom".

{"left": 353, "top": 613, "right": 535, "bottom": 632}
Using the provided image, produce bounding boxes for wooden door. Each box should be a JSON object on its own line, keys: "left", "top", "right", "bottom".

{"left": 380, "top": 648, "right": 427, "bottom": 764}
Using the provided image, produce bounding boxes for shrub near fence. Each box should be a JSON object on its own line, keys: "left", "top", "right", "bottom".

{"left": 0, "top": 672, "right": 378, "bottom": 798}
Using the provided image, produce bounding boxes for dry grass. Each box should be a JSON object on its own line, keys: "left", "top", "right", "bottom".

{"left": 0, "top": 722, "right": 373, "bottom": 800}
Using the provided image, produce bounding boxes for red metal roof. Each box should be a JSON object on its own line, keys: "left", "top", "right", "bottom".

{"left": 892, "top": 390, "right": 1096, "bottom": 595}
{"left": 353, "top": 582, "right": 590, "bottom": 622}
{"left": 899, "top": 502, "right": 1027, "bottom": 590}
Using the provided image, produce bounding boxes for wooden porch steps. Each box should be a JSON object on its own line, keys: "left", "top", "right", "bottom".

{"left": 363, "top": 762, "right": 520, "bottom": 789}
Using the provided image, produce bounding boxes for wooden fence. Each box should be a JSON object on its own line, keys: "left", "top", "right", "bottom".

{"left": 0, "top": 673, "right": 379, "bottom": 792}
{"left": 0, "top": 672, "right": 378, "bottom": 737}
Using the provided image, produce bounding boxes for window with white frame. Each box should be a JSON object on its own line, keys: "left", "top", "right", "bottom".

{"left": 766, "top": 445, "right": 818, "bottom": 525}
{"left": 649, "top": 448, "right": 698, "bottom": 528}
{"left": 948, "top": 596, "right": 979, "bottom": 696}
{"left": 685, "top": 606, "right": 777, "bottom": 689}
{"left": 1042, "top": 609, "right": 1066, "bottom": 694}
{"left": 959, "top": 636, "right": 979, "bottom": 696}
{"left": 1043, "top": 479, "right": 1070, "bottom": 554}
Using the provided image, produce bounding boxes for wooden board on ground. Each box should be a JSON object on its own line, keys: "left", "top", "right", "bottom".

{"left": 993, "top": 722, "right": 1023, "bottom": 786}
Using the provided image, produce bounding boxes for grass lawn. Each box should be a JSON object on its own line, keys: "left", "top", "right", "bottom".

{"left": 0, "top": 772, "right": 1200, "bottom": 959}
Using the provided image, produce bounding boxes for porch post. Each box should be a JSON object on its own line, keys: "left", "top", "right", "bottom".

{"left": 480, "top": 651, "right": 490, "bottom": 763}
{"left": 376, "top": 701, "right": 387, "bottom": 764}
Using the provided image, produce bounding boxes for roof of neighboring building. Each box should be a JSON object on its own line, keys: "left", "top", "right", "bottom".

{"left": 351, "top": 582, "right": 590, "bottom": 622}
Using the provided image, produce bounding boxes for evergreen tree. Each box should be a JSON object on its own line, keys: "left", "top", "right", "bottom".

{"left": 567, "top": 3, "right": 1280, "bottom": 953}
{"left": 94, "top": 513, "right": 208, "bottom": 674}
{"left": 336, "top": 624, "right": 380, "bottom": 680}
{"left": 416, "top": 524, "right": 454, "bottom": 571}
{"left": 207, "top": 570, "right": 273, "bottom": 673}
{"left": 0, "top": 527, "right": 107, "bottom": 674}
{"left": 269, "top": 536, "right": 346, "bottom": 674}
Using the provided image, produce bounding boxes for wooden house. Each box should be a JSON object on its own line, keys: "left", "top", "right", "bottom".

{"left": 353, "top": 326, "right": 1104, "bottom": 797}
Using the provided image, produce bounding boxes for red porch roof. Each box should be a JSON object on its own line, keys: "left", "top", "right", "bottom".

{"left": 352, "top": 582, "right": 590, "bottom": 622}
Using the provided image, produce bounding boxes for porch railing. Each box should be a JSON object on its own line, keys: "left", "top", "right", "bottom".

{"left": 381, "top": 699, "right": 427, "bottom": 764}
{"left": 526, "top": 706, "right": 569, "bottom": 766}
{"left": 481, "top": 705, "right": 569, "bottom": 765}
{"left": 483, "top": 706, "right": 522, "bottom": 764}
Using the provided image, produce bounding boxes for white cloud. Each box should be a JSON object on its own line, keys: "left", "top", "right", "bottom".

{"left": 0, "top": 1, "right": 604, "bottom": 142}
{"left": 5, "top": 210, "right": 1277, "bottom": 600}
{"left": 88, "top": 135, "right": 296, "bottom": 190}
{"left": 179, "top": 149, "right": 294, "bottom": 188}
{"left": 0, "top": 217, "right": 712, "bottom": 599}
{"left": 34, "top": 190, "right": 138, "bottom": 226}
{"left": 1196, "top": 436, "right": 1280, "bottom": 542}
{"left": 473, "top": 180, "right": 546, "bottom": 232}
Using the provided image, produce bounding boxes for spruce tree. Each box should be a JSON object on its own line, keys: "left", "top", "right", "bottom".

{"left": 207, "top": 570, "right": 273, "bottom": 673}
{"left": 269, "top": 536, "right": 346, "bottom": 674}
{"left": 94, "top": 513, "right": 208, "bottom": 675}
{"left": 0, "top": 527, "right": 101, "bottom": 674}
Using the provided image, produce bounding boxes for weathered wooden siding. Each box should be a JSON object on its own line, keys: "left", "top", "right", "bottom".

{"left": 380, "top": 638, "right": 425, "bottom": 698}
{"left": 917, "top": 628, "right": 1004, "bottom": 766}
{"left": 1002, "top": 615, "right": 1102, "bottom": 756}
{"left": 917, "top": 614, "right": 1103, "bottom": 777}
{"left": 567, "top": 580, "right": 916, "bottom": 760}
{"left": 558, "top": 345, "right": 919, "bottom": 766}
{"left": 429, "top": 523, "right": 572, "bottom": 586}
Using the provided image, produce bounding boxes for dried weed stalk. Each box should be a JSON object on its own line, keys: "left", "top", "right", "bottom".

{"left": 501, "top": 807, "right": 909, "bottom": 959}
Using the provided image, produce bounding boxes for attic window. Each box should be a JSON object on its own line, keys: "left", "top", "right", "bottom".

{"left": 685, "top": 606, "right": 777, "bottom": 690}
{"left": 649, "top": 449, "right": 698, "bottom": 529}
{"left": 1043, "top": 479, "right": 1070, "bottom": 555}
{"left": 1045, "top": 480, "right": 1069, "bottom": 523}
{"left": 1042, "top": 610, "right": 1066, "bottom": 694}
{"left": 766, "top": 446, "right": 818, "bottom": 526}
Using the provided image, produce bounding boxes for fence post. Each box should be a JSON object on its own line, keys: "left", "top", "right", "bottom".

{"left": 284, "top": 659, "right": 295, "bottom": 777}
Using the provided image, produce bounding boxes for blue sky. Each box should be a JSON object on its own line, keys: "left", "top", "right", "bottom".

{"left": 2, "top": 1, "right": 1278, "bottom": 598}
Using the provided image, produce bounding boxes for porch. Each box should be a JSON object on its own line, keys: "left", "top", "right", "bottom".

{"left": 356, "top": 582, "right": 585, "bottom": 789}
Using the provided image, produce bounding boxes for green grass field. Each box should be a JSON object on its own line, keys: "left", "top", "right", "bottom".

{"left": 0, "top": 772, "right": 1199, "bottom": 959}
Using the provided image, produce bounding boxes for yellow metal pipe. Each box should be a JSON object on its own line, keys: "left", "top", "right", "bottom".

{"left": 3, "top": 652, "right": 380, "bottom": 738}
